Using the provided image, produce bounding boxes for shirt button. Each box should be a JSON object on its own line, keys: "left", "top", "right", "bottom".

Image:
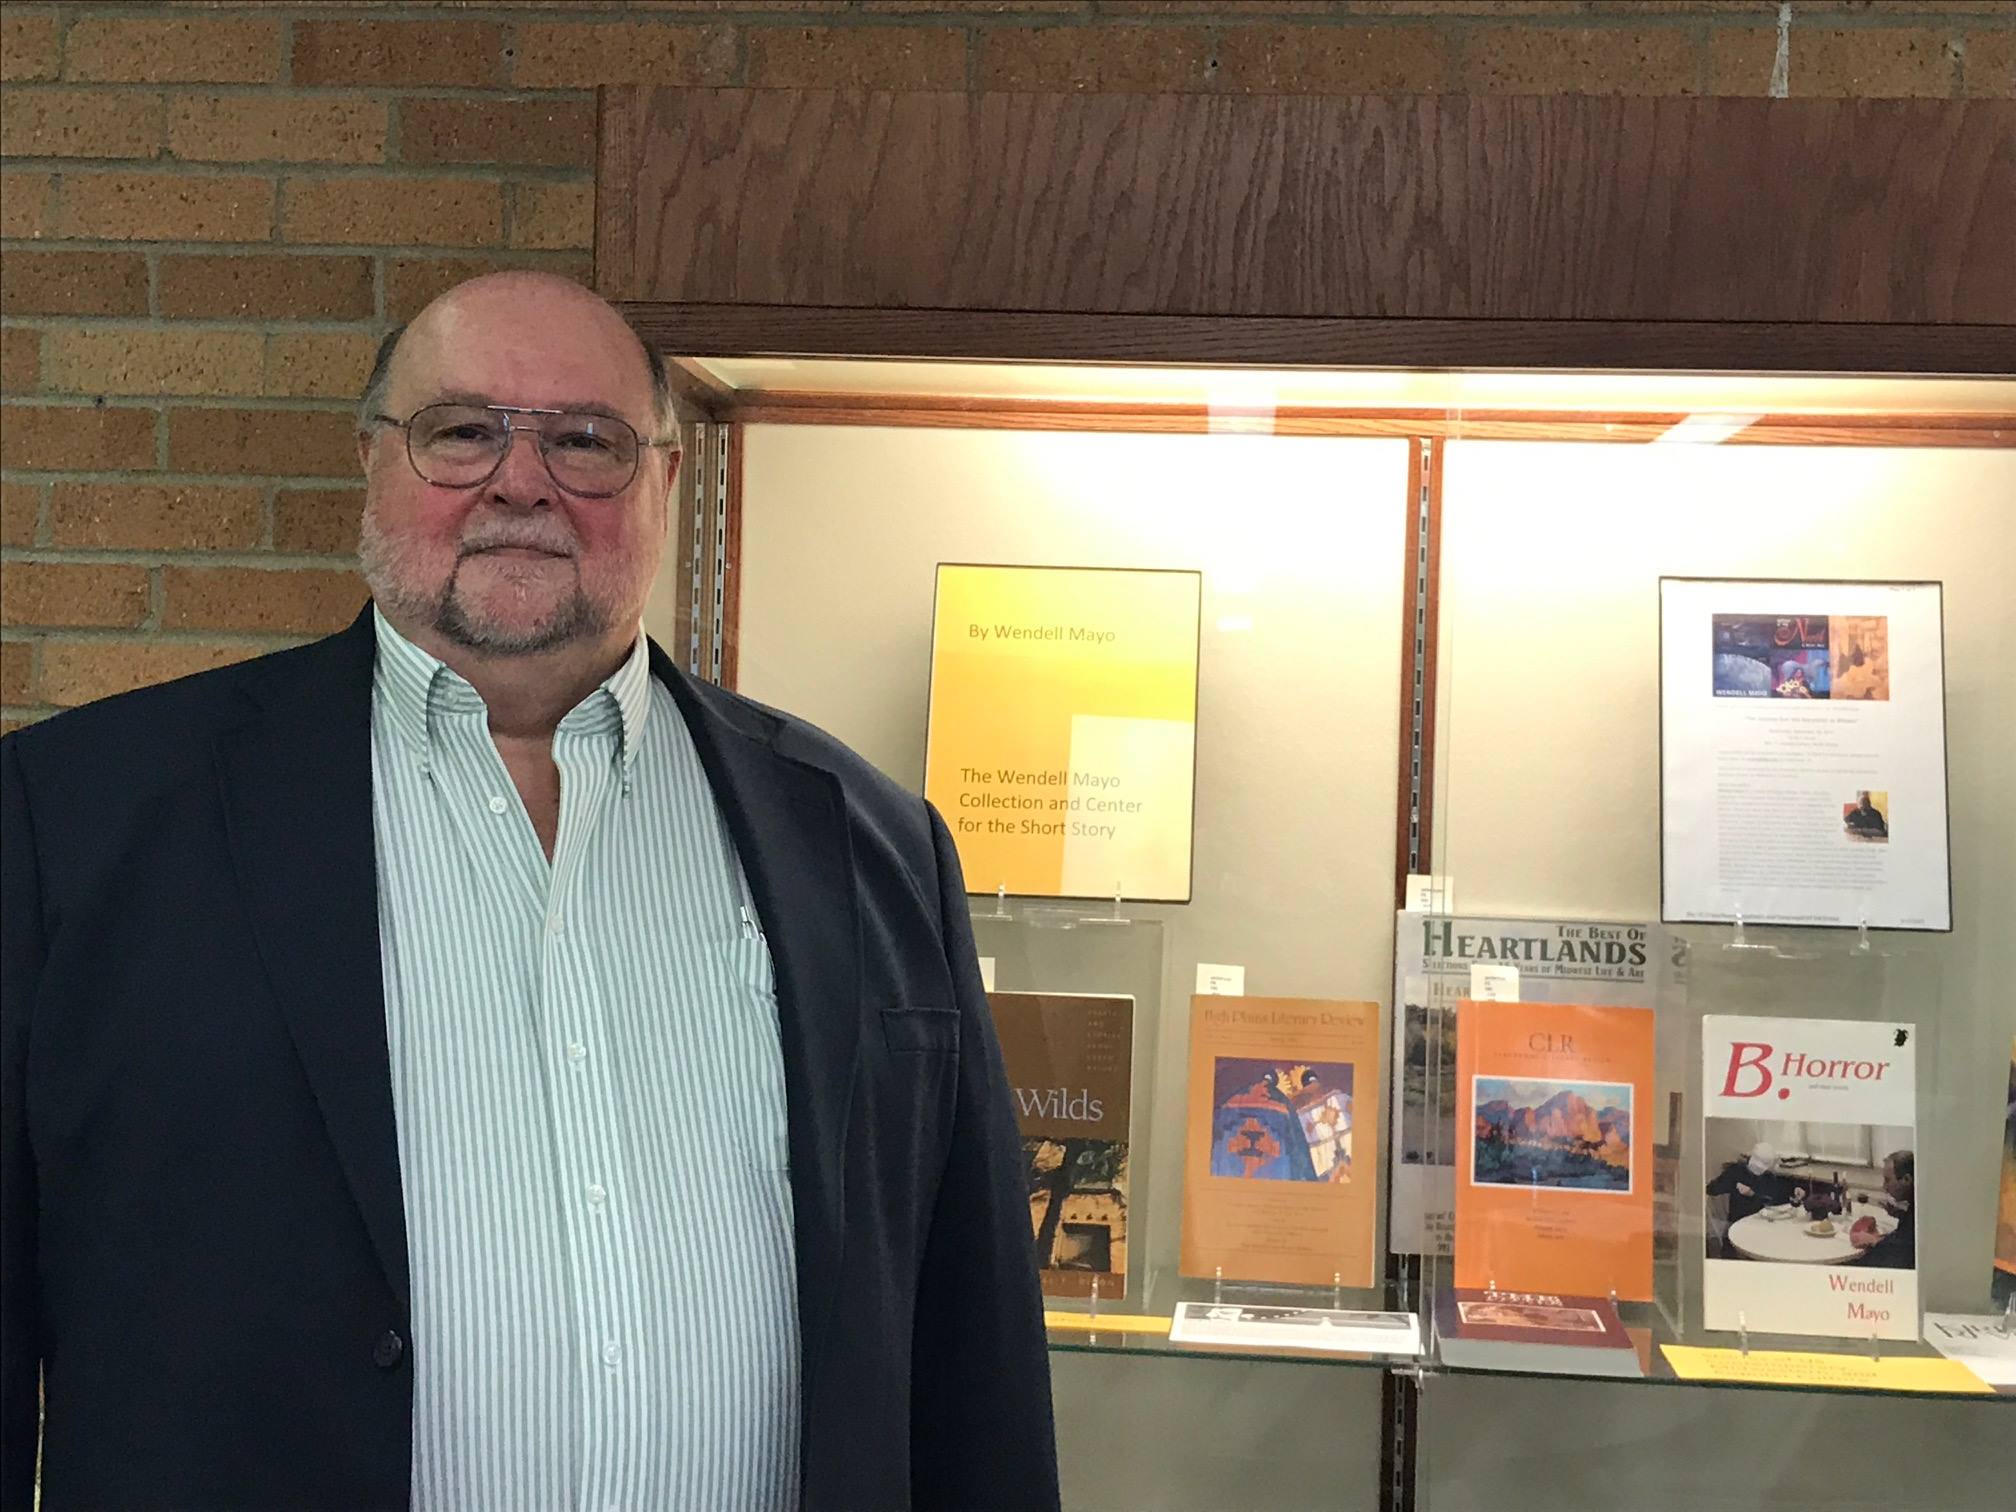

{"left": 487, "top": 795, "right": 508, "bottom": 814}
{"left": 602, "top": 1340, "right": 622, "bottom": 1367}
{"left": 566, "top": 1041, "right": 588, "bottom": 1063}
{"left": 546, "top": 913, "right": 564, "bottom": 936}
{"left": 372, "top": 1329, "right": 405, "bottom": 1370}
{"left": 586, "top": 1182, "right": 608, "bottom": 1208}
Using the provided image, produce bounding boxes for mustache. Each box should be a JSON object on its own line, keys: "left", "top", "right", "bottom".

{"left": 459, "top": 531, "right": 574, "bottom": 556}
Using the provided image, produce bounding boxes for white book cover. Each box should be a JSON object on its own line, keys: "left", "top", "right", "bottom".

{"left": 1702, "top": 1015, "right": 1918, "bottom": 1341}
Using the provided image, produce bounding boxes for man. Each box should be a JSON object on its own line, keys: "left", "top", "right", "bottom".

{"left": 1849, "top": 1150, "right": 1916, "bottom": 1269}
{"left": 1, "top": 274, "right": 1058, "bottom": 1511}
{"left": 1704, "top": 1140, "right": 1806, "bottom": 1257}
{"left": 1844, "top": 790, "right": 1888, "bottom": 840}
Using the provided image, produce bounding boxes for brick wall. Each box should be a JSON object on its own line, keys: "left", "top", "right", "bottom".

{"left": 2, "top": 1, "right": 2011, "bottom": 731}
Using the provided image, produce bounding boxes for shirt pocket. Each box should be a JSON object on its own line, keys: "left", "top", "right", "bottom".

{"left": 698, "top": 935, "right": 792, "bottom": 1175}
{"left": 880, "top": 1005, "right": 961, "bottom": 1055}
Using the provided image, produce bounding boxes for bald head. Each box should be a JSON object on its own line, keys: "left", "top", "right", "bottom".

{"left": 359, "top": 272, "right": 673, "bottom": 436}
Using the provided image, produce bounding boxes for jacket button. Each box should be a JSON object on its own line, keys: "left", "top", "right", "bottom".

{"left": 372, "top": 1329, "right": 406, "bottom": 1370}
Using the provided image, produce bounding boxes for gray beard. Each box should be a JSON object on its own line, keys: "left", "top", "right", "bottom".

{"left": 358, "top": 510, "right": 607, "bottom": 656}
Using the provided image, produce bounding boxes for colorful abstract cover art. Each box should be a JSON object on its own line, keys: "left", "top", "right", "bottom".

{"left": 987, "top": 991, "right": 1134, "bottom": 1300}
{"left": 1208, "top": 1058, "right": 1354, "bottom": 1183}
{"left": 1454, "top": 1000, "right": 1655, "bottom": 1300}
{"left": 1995, "top": 1039, "right": 2015, "bottom": 1299}
{"left": 1181, "top": 998, "right": 1381, "bottom": 1287}
{"left": 1710, "top": 613, "right": 1891, "bottom": 701}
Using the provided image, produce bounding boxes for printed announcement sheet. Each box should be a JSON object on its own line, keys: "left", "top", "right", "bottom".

{"left": 1659, "top": 579, "right": 1949, "bottom": 930}
{"left": 925, "top": 564, "right": 1201, "bottom": 902}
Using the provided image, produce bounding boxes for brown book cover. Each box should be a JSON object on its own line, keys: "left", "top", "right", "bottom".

{"left": 1179, "top": 996, "right": 1382, "bottom": 1288}
{"left": 987, "top": 991, "right": 1134, "bottom": 1299}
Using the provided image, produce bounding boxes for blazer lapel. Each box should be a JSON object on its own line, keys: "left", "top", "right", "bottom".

{"left": 655, "top": 646, "right": 862, "bottom": 1402}
{"left": 216, "top": 609, "right": 409, "bottom": 1313}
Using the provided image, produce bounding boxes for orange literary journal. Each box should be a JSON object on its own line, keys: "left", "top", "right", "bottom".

{"left": 1454, "top": 1000, "right": 1655, "bottom": 1302}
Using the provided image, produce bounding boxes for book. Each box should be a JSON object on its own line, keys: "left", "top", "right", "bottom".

{"left": 1179, "top": 996, "right": 1382, "bottom": 1288}
{"left": 1432, "top": 1288, "right": 1641, "bottom": 1378}
{"left": 1170, "top": 1301, "right": 1420, "bottom": 1357}
{"left": 987, "top": 991, "right": 1135, "bottom": 1300}
{"left": 1701, "top": 1015, "right": 1918, "bottom": 1341}
{"left": 1453, "top": 999, "right": 1656, "bottom": 1300}
{"left": 1996, "top": 1038, "right": 2015, "bottom": 1303}
{"left": 1388, "top": 910, "right": 1679, "bottom": 1256}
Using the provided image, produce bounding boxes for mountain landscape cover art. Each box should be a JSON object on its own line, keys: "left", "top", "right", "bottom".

{"left": 1471, "top": 1077, "right": 1633, "bottom": 1193}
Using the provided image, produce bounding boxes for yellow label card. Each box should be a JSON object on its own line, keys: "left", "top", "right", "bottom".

{"left": 1044, "top": 1311, "right": 1172, "bottom": 1335}
{"left": 925, "top": 564, "right": 1200, "bottom": 902}
{"left": 1660, "top": 1345, "right": 1992, "bottom": 1394}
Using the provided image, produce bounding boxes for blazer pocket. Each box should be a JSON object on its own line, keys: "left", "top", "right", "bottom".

{"left": 881, "top": 1005, "right": 961, "bottom": 1054}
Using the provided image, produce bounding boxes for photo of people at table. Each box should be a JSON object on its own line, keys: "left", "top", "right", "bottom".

{"left": 1704, "top": 1117, "right": 1915, "bottom": 1270}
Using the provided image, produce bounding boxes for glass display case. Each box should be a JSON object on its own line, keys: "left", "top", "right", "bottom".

{"left": 645, "top": 359, "right": 2015, "bottom": 1511}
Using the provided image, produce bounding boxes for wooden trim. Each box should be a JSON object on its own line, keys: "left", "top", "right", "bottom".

{"left": 593, "top": 88, "right": 637, "bottom": 304}
{"left": 720, "top": 391, "right": 2016, "bottom": 449}
{"left": 600, "top": 91, "right": 2016, "bottom": 328}
{"left": 622, "top": 306, "right": 2016, "bottom": 377}
{"left": 664, "top": 355, "right": 736, "bottom": 420}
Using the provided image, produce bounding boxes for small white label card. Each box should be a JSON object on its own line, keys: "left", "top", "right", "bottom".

{"left": 977, "top": 956, "right": 996, "bottom": 992}
{"left": 1467, "top": 963, "right": 1521, "bottom": 1001}
{"left": 1196, "top": 962, "right": 1245, "bottom": 996}
{"left": 1405, "top": 874, "right": 1455, "bottom": 913}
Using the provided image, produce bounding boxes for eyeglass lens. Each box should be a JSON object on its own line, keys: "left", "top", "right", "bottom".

{"left": 406, "top": 404, "right": 641, "bottom": 496}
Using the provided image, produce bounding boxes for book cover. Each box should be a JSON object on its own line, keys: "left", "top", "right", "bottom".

{"left": 987, "top": 991, "right": 1135, "bottom": 1300}
{"left": 1180, "top": 996, "right": 1381, "bottom": 1288}
{"left": 1433, "top": 1288, "right": 1641, "bottom": 1378}
{"left": 1389, "top": 911, "right": 1679, "bottom": 1256}
{"left": 1702, "top": 1015, "right": 1918, "bottom": 1341}
{"left": 1453, "top": 999, "right": 1656, "bottom": 1300}
{"left": 1996, "top": 1039, "right": 2015, "bottom": 1301}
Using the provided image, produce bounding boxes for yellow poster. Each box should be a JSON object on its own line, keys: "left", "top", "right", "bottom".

{"left": 925, "top": 564, "right": 1200, "bottom": 902}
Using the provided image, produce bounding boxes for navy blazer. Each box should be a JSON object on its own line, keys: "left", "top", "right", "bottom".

{"left": 0, "top": 607, "right": 1058, "bottom": 1512}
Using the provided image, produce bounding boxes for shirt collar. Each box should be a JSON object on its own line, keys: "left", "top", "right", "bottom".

{"left": 371, "top": 604, "right": 652, "bottom": 775}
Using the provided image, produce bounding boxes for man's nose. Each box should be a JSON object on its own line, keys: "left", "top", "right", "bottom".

{"left": 487, "top": 423, "right": 555, "bottom": 506}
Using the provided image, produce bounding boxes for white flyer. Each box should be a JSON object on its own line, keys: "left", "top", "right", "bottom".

{"left": 1702, "top": 1015, "right": 1918, "bottom": 1341}
{"left": 1923, "top": 1313, "right": 2016, "bottom": 1390}
{"left": 1170, "top": 1301, "right": 1421, "bottom": 1357}
{"left": 1658, "top": 579, "right": 1950, "bottom": 931}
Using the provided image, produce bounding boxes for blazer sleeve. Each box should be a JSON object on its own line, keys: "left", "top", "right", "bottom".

{"left": 908, "top": 803, "right": 1061, "bottom": 1512}
{"left": 1, "top": 737, "right": 45, "bottom": 1512}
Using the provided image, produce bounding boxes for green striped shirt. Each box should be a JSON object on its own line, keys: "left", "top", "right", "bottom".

{"left": 369, "top": 607, "right": 799, "bottom": 1511}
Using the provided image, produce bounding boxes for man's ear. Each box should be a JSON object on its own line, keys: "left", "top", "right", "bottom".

{"left": 356, "top": 428, "right": 376, "bottom": 477}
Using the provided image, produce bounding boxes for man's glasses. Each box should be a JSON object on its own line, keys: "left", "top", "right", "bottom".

{"left": 368, "top": 403, "right": 675, "bottom": 499}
